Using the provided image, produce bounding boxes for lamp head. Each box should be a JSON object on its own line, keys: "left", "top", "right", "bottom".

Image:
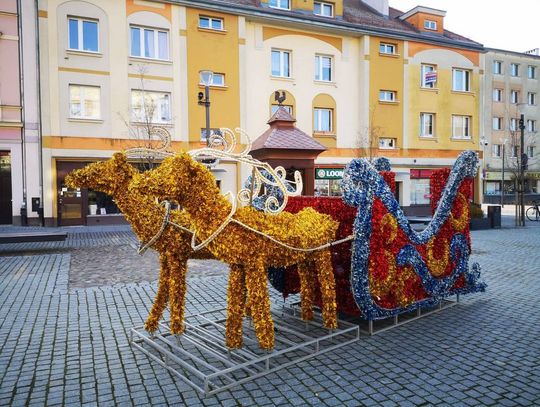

{"left": 199, "top": 70, "right": 214, "bottom": 86}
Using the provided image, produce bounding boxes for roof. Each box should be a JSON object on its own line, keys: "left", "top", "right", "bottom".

{"left": 251, "top": 107, "right": 327, "bottom": 152}
{"left": 167, "top": 0, "right": 483, "bottom": 50}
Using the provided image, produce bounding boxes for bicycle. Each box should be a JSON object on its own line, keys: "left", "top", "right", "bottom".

{"left": 526, "top": 200, "right": 540, "bottom": 221}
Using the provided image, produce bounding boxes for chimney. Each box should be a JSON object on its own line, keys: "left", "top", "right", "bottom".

{"left": 362, "top": 0, "right": 389, "bottom": 17}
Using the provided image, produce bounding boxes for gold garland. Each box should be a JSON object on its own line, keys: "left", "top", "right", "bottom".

{"left": 426, "top": 237, "right": 450, "bottom": 278}
{"left": 450, "top": 193, "right": 469, "bottom": 232}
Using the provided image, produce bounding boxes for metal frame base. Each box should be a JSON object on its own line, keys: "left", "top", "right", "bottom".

{"left": 130, "top": 305, "right": 360, "bottom": 396}
{"left": 358, "top": 295, "right": 460, "bottom": 336}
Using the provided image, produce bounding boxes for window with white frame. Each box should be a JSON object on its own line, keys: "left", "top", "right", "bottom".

{"left": 493, "top": 117, "right": 503, "bottom": 130}
{"left": 314, "top": 1, "right": 334, "bottom": 17}
{"left": 528, "top": 92, "right": 537, "bottom": 105}
{"left": 379, "top": 90, "right": 396, "bottom": 102}
{"left": 199, "top": 73, "right": 225, "bottom": 86}
{"left": 424, "top": 20, "right": 437, "bottom": 30}
{"left": 379, "top": 42, "right": 396, "bottom": 55}
{"left": 69, "top": 85, "right": 100, "bottom": 119}
{"left": 131, "top": 90, "right": 171, "bottom": 124}
{"left": 420, "top": 113, "right": 435, "bottom": 137}
{"left": 268, "top": 0, "right": 290, "bottom": 10}
{"left": 510, "top": 90, "right": 519, "bottom": 104}
{"left": 271, "top": 49, "right": 291, "bottom": 77}
{"left": 271, "top": 104, "right": 293, "bottom": 115}
{"left": 492, "top": 144, "right": 502, "bottom": 158}
{"left": 493, "top": 60, "right": 503, "bottom": 74}
{"left": 452, "top": 115, "right": 471, "bottom": 139}
{"left": 379, "top": 138, "right": 396, "bottom": 149}
{"left": 315, "top": 55, "right": 332, "bottom": 81}
{"left": 527, "top": 146, "right": 535, "bottom": 158}
{"left": 198, "top": 16, "right": 224, "bottom": 31}
{"left": 421, "top": 64, "right": 437, "bottom": 88}
{"left": 493, "top": 88, "right": 502, "bottom": 102}
{"left": 510, "top": 63, "right": 519, "bottom": 76}
{"left": 130, "top": 26, "right": 169, "bottom": 60}
{"left": 68, "top": 17, "right": 98, "bottom": 52}
{"left": 452, "top": 68, "right": 471, "bottom": 92}
{"left": 528, "top": 119, "right": 537, "bottom": 132}
{"left": 511, "top": 145, "right": 518, "bottom": 157}
{"left": 528, "top": 65, "right": 537, "bottom": 79}
{"left": 313, "top": 108, "right": 333, "bottom": 132}
{"left": 510, "top": 118, "right": 518, "bottom": 131}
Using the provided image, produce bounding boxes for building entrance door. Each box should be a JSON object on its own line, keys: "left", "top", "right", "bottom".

{"left": 0, "top": 151, "right": 12, "bottom": 224}
{"left": 56, "top": 161, "right": 88, "bottom": 226}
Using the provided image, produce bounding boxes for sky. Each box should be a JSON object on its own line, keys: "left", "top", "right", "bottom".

{"left": 389, "top": 0, "right": 539, "bottom": 53}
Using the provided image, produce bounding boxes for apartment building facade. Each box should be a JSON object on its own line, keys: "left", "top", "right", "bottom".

{"left": 0, "top": 0, "right": 41, "bottom": 225}
{"left": 482, "top": 48, "right": 540, "bottom": 202}
{"left": 24, "top": 0, "right": 484, "bottom": 225}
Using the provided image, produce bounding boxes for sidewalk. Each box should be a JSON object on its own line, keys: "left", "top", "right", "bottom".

{"left": 0, "top": 224, "right": 539, "bottom": 406}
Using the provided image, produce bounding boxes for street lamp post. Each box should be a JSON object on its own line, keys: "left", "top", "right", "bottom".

{"left": 501, "top": 141, "right": 506, "bottom": 207}
{"left": 518, "top": 114, "right": 526, "bottom": 226}
{"left": 198, "top": 70, "right": 214, "bottom": 146}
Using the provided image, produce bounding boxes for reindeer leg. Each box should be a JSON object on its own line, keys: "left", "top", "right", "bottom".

{"left": 168, "top": 255, "right": 188, "bottom": 334}
{"left": 297, "top": 261, "right": 315, "bottom": 321}
{"left": 314, "top": 250, "right": 338, "bottom": 329}
{"left": 245, "top": 261, "right": 274, "bottom": 350}
{"left": 225, "top": 264, "right": 246, "bottom": 349}
{"left": 144, "top": 252, "right": 170, "bottom": 333}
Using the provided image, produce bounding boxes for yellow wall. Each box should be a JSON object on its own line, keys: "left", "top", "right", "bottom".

{"left": 185, "top": 8, "right": 240, "bottom": 142}
{"left": 406, "top": 42, "right": 480, "bottom": 152}
{"left": 369, "top": 36, "right": 404, "bottom": 148}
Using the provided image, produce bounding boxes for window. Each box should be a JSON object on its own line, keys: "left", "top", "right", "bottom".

{"left": 511, "top": 145, "right": 518, "bottom": 158}
{"left": 271, "top": 49, "right": 291, "bottom": 77}
{"left": 200, "top": 128, "right": 222, "bottom": 143}
{"left": 314, "top": 108, "right": 333, "bottom": 132}
{"left": 379, "top": 43, "right": 396, "bottom": 55}
{"left": 379, "top": 138, "right": 396, "bottom": 149}
{"left": 131, "top": 90, "right": 171, "bottom": 124}
{"left": 421, "top": 64, "right": 437, "bottom": 88}
{"left": 314, "top": 1, "right": 334, "bottom": 17}
{"left": 528, "top": 92, "right": 537, "bottom": 105}
{"left": 528, "top": 119, "right": 537, "bottom": 132}
{"left": 379, "top": 90, "right": 396, "bottom": 102}
{"left": 493, "top": 88, "right": 502, "bottom": 102}
{"left": 198, "top": 16, "right": 224, "bottom": 31}
{"left": 68, "top": 18, "right": 98, "bottom": 52}
{"left": 510, "top": 90, "right": 519, "bottom": 104}
{"left": 452, "top": 68, "right": 470, "bottom": 92}
{"left": 493, "top": 60, "right": 503, "bottom": 74}
{"left": 492, "top": 117, "right": 503, "bottom": 130}
{"left": 527, "top": 146, "right": 535, "bottom": 158}
{"left": 452, "top": 115, "right": 471, "bottom": 139}
{"left": 268, "top": 0, "right": 290, "bottom": 10}
{"left": 492, "top": 144, "right": 502, "bottom": 158}
{"left": 199, "top": 73, "right": 225, "bottom": 86}
{"left": 69, "top": 85, "right": 100, "bottom": 120}
{"left": 510, "top": 63, "right": 519, "bottom": 76}
{"left": 315, "top": 55, "right": 332, "bottom": 81}
{"left": 510, "top": 118, "right": 518, "bottom": 131}
{"left": 410, "top": 179, "right": 430, "bottom": 205}
{"left": 271, "top": 104, "right": 293, "bottom": 115}
{"left": 130, "top": 26, "right": 169, "bottom": 60}
{"left": 420, "top": 113, "right": 435, "bottom": 137}
{"left": 528, "top": 65, "right": 537, "bottom": 79}
{"left": 424, "top": 20, "right": 437, "bottom": 30}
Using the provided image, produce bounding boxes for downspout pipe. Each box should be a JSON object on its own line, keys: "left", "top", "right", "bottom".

{"left": 34, "top": 0, "right": 45, "bottom": 226}
{"left": 17, "top": 0, "right": 28, "bottom": 226}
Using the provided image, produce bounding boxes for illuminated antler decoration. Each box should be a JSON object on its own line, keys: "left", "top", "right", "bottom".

{"left": 125, "top": 126, "right": 174, "bottom": 159}
{"left": 189, "top": 128, "right": 303, "bottom": 214}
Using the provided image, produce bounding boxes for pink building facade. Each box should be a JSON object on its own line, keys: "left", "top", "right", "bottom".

{"left": 0, "top": 0, "right": 41, "bottom": 225}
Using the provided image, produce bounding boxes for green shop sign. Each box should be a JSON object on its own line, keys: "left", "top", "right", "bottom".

{"left": 316, "top": 168, "right": 344, "bottom": 179}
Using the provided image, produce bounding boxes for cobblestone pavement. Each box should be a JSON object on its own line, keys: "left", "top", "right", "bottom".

{"left": 0, "top": 219, "right": 539, "bottom": 406}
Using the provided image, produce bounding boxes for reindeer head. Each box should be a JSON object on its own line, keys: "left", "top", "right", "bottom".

{"left": 65, "top": 152, "right": 138, "bottom": 196}
{"left": 135, "top": 152, "right": 219, "bottom": 206}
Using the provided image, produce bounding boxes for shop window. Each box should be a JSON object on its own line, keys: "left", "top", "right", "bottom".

{"left": 88, "top": 190, "right": 120, "bottom": 215}
{"left": 410, "top": 178, "right": 430, "bottom": 205}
